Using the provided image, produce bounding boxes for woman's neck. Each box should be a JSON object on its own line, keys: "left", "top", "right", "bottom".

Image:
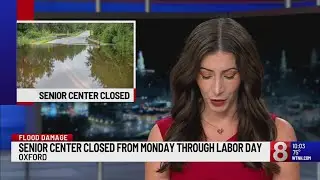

{"left": 202, "top": 110, "right": 236, "bottom": 123}
{"left": 201, "top": 104, "right": 238, "bottom": 125}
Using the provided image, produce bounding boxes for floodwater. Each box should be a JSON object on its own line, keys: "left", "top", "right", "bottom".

{"left": 17, "top": 31, "right": 134, "bottom": 88}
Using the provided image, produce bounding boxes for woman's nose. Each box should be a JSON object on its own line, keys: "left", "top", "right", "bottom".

{"left": 212, "top": 78, "right": 224, "bottom": 96}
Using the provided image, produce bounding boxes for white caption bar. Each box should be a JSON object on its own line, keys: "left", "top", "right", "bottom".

{"left": 11, "top": 142, "right": 270, "bottom": 162}
{"left": 17, "top": 88, "right": 135, "bottom": 102}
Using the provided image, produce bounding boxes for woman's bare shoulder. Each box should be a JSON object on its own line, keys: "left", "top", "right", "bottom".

{"left": 274, "top": 117, "right": 297, "bottom": 141}
{"left": 149, "top": 116, "right": 173, "bottom": 141}
{"left": 148, "top": 124, "right": 164, "bottom": 142}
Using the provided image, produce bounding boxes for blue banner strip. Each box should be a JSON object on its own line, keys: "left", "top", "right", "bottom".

{"left": 34, "top": 1, "right": 316, "bottom": 13}
{"left": 291, "top": 142, "right": 320, "bottom": 162}
{"left": 0, "top": 0, "right": 17, "bottom": 104}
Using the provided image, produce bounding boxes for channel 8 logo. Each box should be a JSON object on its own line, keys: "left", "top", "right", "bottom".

{"left": 270, "top": 141, "right": 291, "bottom": 162}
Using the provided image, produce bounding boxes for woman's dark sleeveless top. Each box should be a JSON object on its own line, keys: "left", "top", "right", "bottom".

{"left": 155, "top": 114, "right": 277, "bottom": 180}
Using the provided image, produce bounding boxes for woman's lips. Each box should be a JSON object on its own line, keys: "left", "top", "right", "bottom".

{"left": 210, "top": 99, "right": 226, "bottom": 107}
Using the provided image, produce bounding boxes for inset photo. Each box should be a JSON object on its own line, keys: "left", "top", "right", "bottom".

{"left": 17, "top": 21, "right": 135, "bottom": 103}
{"left": 17, "top": 21, "right": 135, "bottom": 89}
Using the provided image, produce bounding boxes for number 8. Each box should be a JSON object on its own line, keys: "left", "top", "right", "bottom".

{"left": 273, "top": 142, "right": 288, "bottom": 162}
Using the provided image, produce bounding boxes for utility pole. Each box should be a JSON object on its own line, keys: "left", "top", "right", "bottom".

{"left": 145, "top": 0, "right": 150, "bottom": 13}
{"left": 25, "top": 163, "right": 30, "bottom": 180}
{"left": 317, "top": 162, "right": 320, "bottom": 180}
{"left": 96, "top": 0, "right": 101, "bottom": 13}
{"left": 284, "top": 0, "right": 291, "bottom": 8}
{"left": 97, "top": 162, "right": 103, "bottom": 180}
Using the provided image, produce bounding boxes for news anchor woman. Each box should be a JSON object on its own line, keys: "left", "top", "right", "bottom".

{"left": 145, "top": 18, "right": 299, "bottom": 180}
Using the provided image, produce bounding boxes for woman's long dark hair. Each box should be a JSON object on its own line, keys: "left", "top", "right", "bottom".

{"left": 157, "top": 18, "right": 280, "bottom": 175}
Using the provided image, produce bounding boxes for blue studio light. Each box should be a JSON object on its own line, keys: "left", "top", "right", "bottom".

{"left": 0, "top": 105, "right": 26, "bottom": 150}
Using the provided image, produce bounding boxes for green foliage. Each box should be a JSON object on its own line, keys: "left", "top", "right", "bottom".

{"left": 17, "top": 23, "right": 88, "bottom": 45}
{"left": 17, "top": 23, "right": 87, "bottom": 36}
{"left": 90, "top": 24, "right": 105, "bottom": 39}
{"left": 88, "top": 23, "right": 134, "bottom": 58}
{"left": 17, "top": 23, "right": 35, "bottom": 34}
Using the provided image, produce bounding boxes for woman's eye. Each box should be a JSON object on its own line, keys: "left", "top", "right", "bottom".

{"left": 200, "top": 71, "right": 212, "bottom": 80}
{"left": 201, "top": 75, "right": 211, "bottom": 80}
{"left": 224, "top": 73, "right": 236, "bottom": 79}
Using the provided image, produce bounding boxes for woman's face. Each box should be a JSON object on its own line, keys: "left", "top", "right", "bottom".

{"left": 197, "top": 51, "right": 241, "bottom": 114}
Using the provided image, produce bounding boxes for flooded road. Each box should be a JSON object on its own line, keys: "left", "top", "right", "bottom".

{"left": 17, "top": 31, "right": 134, "bottom": 89}
{"left": 47, "top": 31, "right": 91, "bottom": 45}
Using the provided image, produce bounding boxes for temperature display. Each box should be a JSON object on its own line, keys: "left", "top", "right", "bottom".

{"left": 290, "top": 142, "right": 320, "bottom": 162}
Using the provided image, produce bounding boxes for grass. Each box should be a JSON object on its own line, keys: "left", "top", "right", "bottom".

{"left": 30, "top": 36, "right": 58, "bottom": 45}
{"left": 17, "top": 31, "right": 85, "bottom": 46}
